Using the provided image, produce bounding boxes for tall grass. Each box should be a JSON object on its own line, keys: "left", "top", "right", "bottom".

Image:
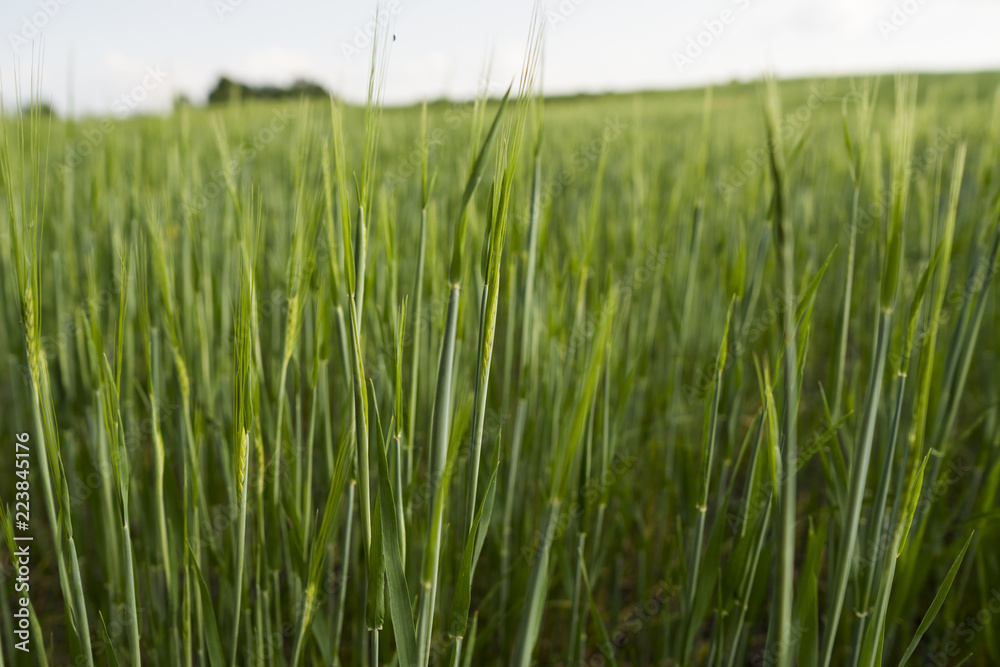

{"left": 3, "top": 24, "right": 1000, "bottom": 667}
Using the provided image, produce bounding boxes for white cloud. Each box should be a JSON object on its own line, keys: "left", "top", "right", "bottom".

{"left": 243, "top": 48, "right": 317, "bottom": 83}
{"left": 102, "top": 49, "right": 144, "bottom": 75}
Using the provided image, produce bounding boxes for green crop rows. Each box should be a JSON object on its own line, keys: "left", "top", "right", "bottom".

{"left": 2, "top": 18, "right": 1000, "bottom": 667}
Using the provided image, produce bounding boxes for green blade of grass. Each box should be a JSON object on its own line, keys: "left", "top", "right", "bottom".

{"left": 188, "top": 543, "right": 226, "bottom": 667}
{"left": 897, "top": 531, "right": 974, "bottom": 666}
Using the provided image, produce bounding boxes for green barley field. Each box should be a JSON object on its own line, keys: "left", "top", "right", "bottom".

{"left": 3, "top": 25, "right": 1000, "bottom": 667}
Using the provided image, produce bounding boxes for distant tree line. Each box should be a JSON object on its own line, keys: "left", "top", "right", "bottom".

{"left": 206, "top": 76, "right": 330, "bottom": 105}
{"left": 14, "top": 76, "right": 330, "bottom": 119}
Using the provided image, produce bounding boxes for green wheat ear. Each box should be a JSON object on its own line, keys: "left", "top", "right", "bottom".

{"left": 229, "top": 189, "right": 260, "bottom": 667}
{"left": 233, "top": 193, "right": 260, "bottom": 498}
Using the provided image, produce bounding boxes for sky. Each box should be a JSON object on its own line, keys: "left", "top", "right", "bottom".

{"left": 1, "top": 0, "right": 999, "bottom": 117}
